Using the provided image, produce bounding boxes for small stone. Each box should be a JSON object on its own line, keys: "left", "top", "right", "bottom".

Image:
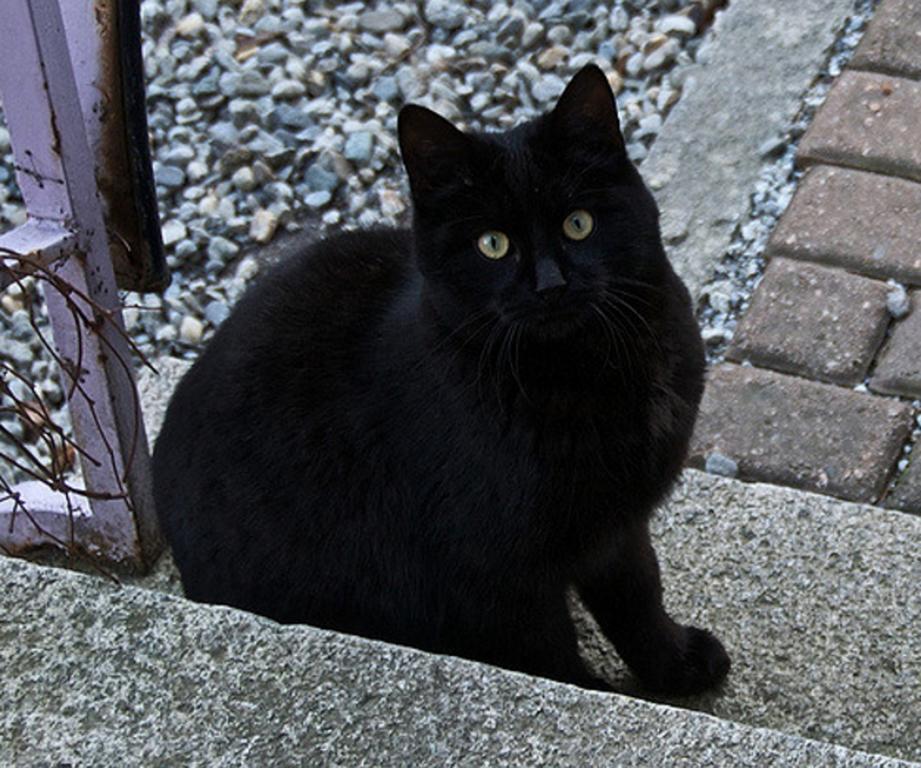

{"left": 155, "top": 324, "right": 178, "bottom": 343}
{"left": 343, "top": 131, "right": 374, "bottom": 164}
{"left": 305, "top": 163, "right": 340, "bottom": 193}
{"left": 758, "top": 136, "right": 787, "bottom": 159}
{"left": 657, "top": 14, "right": 697, "bottom": 36}
{"left": 1, "top": 294, "right": 24, "bottom": 315}
{"left": 372, "top": 76, "right": 400, "bottom": 103}
{"left": 239, "top": 0, "right": 264, "bottom": 25}
{"left": 207, "top": 236, "right": 240, "bottom": 263}
{"left": 424, "top": 0, "right": 465, "bottom": 30}
{"left": 236, "top": 257, "right": 260, "bottom": 282}
{"left": 156, "top": 165, "right": 186, "bottom": 189}
{"left": 358, "top": 9, "right": 405, "bottom": 33}
{"left": 522, "top": 21, "right": 544, "bottom": 48}
{"left": 232, "top": 167, "right": 257, "bottom": 192}
{"left": 705, "top": 452, "right": 739, "bottom": 479}
{"left": 161, "top": 220, "right": 188, "bottom": 247}
{"left": 179, "top": 315, "right": 204, "bottom": 344}
{"left": 383, "top": 33, "right": 411, "bottom": 58}
{"left": 887, "top": 284, "right": 910, "bottom": 319}
{"left": 379, "top": 188, "right": 406, "bottom": 217}
{"left": 625, "top": 51, "right": 644, "bottom": 77}
{"left": 271, "top": 79, "right": 306, "bottom": 100}
{"left": 175, "top": 12, "right": 205, "bottom": 37}
{"left": 209, "top": 122, "right": 239, "bottom": 147}
{"left": 237, "top": 71, "right": 270, "bottom": 97}
{"left": 532, "top": 74, "right": 566, "bottom": 102}
{"left": 204, "top": 301, "right": 231, "bottom": 327}
{"left": 304, "top": 190, "right": 332, "bottom": 208}
{"left": 250, "top": 208, "right": 278, "bottom": 243}
{"left": 537, "top": 46, "right": 568, "bottom": 70}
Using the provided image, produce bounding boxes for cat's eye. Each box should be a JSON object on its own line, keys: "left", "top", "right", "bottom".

{"left": 562, "top": 210, "right": 594, "bottom": 241}
{"left": 477, "top": 230, "right": 510, "bottom": 260}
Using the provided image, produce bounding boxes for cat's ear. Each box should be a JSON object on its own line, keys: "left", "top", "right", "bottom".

{"left": 551, "top": 65, "right": 625, "bottom": 154}
{"left": 398, "top": 105, "right": 472, "bottom": 197}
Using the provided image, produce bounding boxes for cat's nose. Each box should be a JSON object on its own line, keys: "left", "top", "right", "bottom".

{"left": 537, "top": 283, "right": 568, "bottom": 304}
{"left": 535, "top": 259, "right": 568, "bottom": 303}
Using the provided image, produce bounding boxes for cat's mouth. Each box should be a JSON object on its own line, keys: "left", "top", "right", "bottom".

{"left": 517, "top": 304, "right": 591, "bottom": 341}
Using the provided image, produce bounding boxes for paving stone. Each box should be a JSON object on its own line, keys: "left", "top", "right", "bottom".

{"left": 767, "top": 165, "right": 921, "bottom": 286}
{"left": 690, "top": 364, "right": 913, "bottom": 503}
{"left": 871, "top": 291, "right": 921, "bottom": 398}
{"left": 851, "top": 0, "right": 921, "bottom": 80}
{"left": 727, "top": 258, "right": 890, "bottom": 386}
{"left": 798, "top": 70, "right": 921, "bottom": 183}
{"left": 886, "top": 450, "right": 921, "bottom": 515}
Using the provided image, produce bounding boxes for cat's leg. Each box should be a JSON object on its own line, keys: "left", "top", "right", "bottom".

{"left": 456, "top": 590, "right": 612, "bottom": 691}
{"left": 510, "top": 607, "right": 612, "bottom": 692}
{"left": 577, "top": 522, "right": 730, "bottom": 696}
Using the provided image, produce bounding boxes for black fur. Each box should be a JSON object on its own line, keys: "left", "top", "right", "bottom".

{"left": 153, "top": 65, "right": 730, "bottom": 695}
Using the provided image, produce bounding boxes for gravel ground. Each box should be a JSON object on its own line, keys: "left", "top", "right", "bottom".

{"left": 0, "top": 0, "right": 721, "bottom": 481}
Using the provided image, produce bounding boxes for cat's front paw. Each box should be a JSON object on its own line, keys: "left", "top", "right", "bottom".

{"left": 642, "top": 625, "right": 731, "bottom": 696}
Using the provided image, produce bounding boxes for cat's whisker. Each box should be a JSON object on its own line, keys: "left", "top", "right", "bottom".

{"left": 596, "top": 298, "right": 643, "bottom": 375}
{"left": 590, "top": 303, "right": 630, "bottom": 389}
{"left": 602, "top": 293, "right": 663, "bottom": 359}
{"left": 508, "top": 323, "right": 533, "bottom": 407}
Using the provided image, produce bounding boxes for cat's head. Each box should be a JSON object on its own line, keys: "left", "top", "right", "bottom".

{"left": 398, "top": 64, "right": 666, "bottom": 341}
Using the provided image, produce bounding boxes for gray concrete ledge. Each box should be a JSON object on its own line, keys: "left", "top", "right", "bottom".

{"left": 643, "top": 0, "right": 855, "bottom": 299}
{"left": 1, "top": 554, "right": 916, "bottom": 768}
{"left": 130, "top": 360, "right": 921, "bottom": 763}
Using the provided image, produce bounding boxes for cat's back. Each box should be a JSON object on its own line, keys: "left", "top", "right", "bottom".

{"left": 152, "top": 227, "right": 415, "bottom": 611}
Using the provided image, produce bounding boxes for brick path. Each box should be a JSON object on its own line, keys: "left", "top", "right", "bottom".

{"left": 690, "top": 0, "right": 921, "bottom": 514}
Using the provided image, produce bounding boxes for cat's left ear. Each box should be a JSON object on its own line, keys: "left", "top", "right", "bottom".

{"left": 551, "top": 65, "right": 625, "bottom": 154}
{"left": 398, "top": 105, "right": 472, "bottom": 198}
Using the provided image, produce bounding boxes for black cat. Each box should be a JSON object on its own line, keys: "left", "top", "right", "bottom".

{"left": 153, "top": 65, "right": 730, "bottom": 695}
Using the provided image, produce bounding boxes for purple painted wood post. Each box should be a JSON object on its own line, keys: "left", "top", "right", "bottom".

{"left": 0, "top": 0, "right": 162, "bottom": 569}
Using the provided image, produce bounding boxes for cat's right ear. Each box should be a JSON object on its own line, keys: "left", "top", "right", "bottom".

{"left": 398, "top": 105, "right": 472, "bottom": 197}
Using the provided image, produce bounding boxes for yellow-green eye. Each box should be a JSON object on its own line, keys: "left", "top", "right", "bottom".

{"left": 562, "top": 209, "right": 594, "bottom": 241}
{"left": 477, "top": 230, "right": 510, "bottom": 260}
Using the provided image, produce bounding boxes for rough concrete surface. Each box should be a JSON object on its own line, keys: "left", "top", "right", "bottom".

{"left": 767, "top": 165, "right": 921, "bottom": 286}
{"left": 727, "top": 257, "right": 890, "bottom": 386}
{"left": 642, "top": 0, "right": 855, "bottom": 300}
{"left": 647, "top": 472, "right": 921, "bottom": 760}
{"left": 0, "top": 546, "right": 917, "bottom": 768}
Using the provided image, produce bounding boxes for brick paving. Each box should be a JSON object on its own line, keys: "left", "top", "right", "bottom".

{"left": 767, "top": 165, "right": 921, "bottom": 285}
{"left": 886, "top": 451, "right": 921, "bottom": 514}
{"left": 690, "top": 365, "right": 913, "bottom": 503}
{"left": 871, "top": 291, "right": 921, "bottom": 399}
{"left": 798, "top": 70, "right": 921, "bottom": 184}
{"left": 851, "top": 0, "right": 921, "bottom": 80}
{"left": 692, "top": 0, "right": 921, "bottom": 513}
{"left": 727, "top": 258, "right": 889, "bottom": 386}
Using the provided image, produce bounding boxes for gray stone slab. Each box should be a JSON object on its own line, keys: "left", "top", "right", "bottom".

{"left": 689, "top": 363, "right": 913, "bottom": 502}
{"left": 799, "top": 71, "right": 921, "bottom": 183}
{"left": 727, "top": 257, "right": 890, "bottom": 386}
{"left": 871, "top": 291, "right": 921, "bottom": 398}
{"left": 651, "top": 471, "right": 921, "bottom": 761}
{"left": 851, "top": 0, "right": 921, "bottom": 80}
{"left": 2, "top": 470, "right": 921, "bottom": 766}
{"left": 642, "top": 0, "right": 855, "bottom": 300}
{"left": 767, "top": 165, "right": 921, "bottom": 286}
{"left": 886, "top": 451, "right": 921, "bottom": 514}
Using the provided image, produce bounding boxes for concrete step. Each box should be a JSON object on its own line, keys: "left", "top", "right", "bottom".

{"left": 0, "top": 554, "right": 916, "bottom": 767}
{"left": 92, "top": 360, "right": 921, "bottom": 763}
